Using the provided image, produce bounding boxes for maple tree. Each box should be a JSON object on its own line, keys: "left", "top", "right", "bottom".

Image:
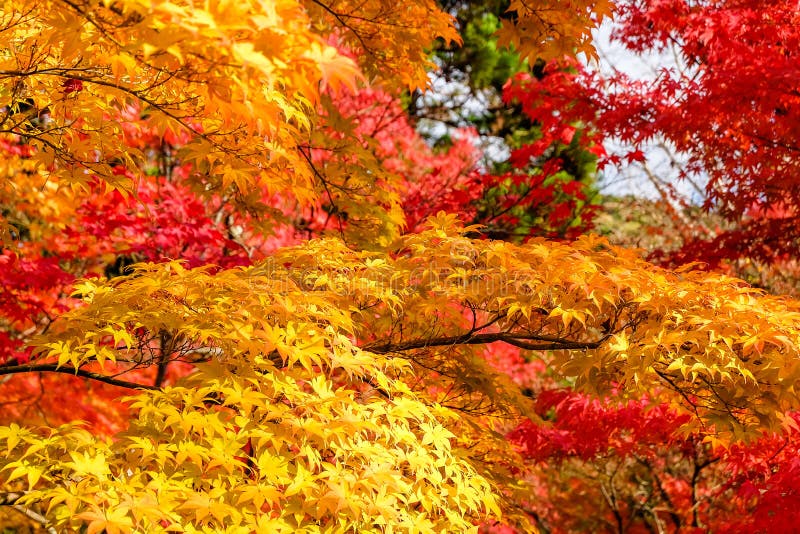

{"left": 480, "top": 2, "right": 800, "bottom": 526}
{"left": 551, "top": 0, "right": 800, "bottom": 276}
{"left": 3, "top": 0, "right": 800, "bottom": 532}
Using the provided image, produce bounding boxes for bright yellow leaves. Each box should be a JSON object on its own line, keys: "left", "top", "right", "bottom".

{"left": 10, "top": 214, "right": 800, "bottom": 529}
{"left": 262, "top": 214, "right": 800, "bottom": 438}
{"left": 0, "top": 253, "right": 508, "bottom": 530}
{"left": 2, "top": 357, "right": 501, "bottom": 531}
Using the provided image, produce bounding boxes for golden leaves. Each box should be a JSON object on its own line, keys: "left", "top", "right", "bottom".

{"left": 0, "top": 364, "right": 500, "bottom": 532}
{"left": 266, "top": 219, "right": 800, "bottom": 438}
{"left": 0, "top": 0, "right": 353, "bottom": 220}
{"left": 11, "top": 212, "right": 800, "bottom": 528}
{"left": 303, "top": 0, "right": 460, "bottom": 91}
{"left": 24, "top": 209, "right": 800, "bottom": 439}
{"left": 0, "top": 0, "right": 464, "bottom": 216}
{"left": 498, "top": 0, "right": 616, "bottom": 62}
{"left": 2, "top": 256, "right": 502, "bottom": 528}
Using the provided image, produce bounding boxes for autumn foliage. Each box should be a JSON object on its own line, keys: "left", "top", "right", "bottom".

{"left": 3, "top": 0, "right": 800, "bottom": 533}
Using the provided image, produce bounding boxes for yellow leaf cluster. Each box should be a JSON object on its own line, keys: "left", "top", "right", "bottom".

{"left": 5, "top": 338, "right": 500, "bottom": 531}
{"left": 7, "top": 212, "right": 800, "bottom": 529}
{"left": 263, "top": 215, "right": 800, "bottom": 438}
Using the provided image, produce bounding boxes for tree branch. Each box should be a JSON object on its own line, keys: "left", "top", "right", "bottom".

{"left": 0, "top": 492, "right": 24, "bottom": 506}
{"left": 11, "top": 504, "right": 57, "bottom": 534}
{"left": 0, "top": 363, "right": 159, "bottom": 390}
{"left": 362, "top": 331, "right": 608, "bottom": 353}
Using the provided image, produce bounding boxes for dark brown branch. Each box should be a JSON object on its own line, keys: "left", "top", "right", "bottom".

{"left": 308, "top": 0, "right": 372, "bottom": 53}
{"left": 154, "top": 330, "right": 174, "bottom": 388}
{"left": 297, "top": 146, "right": 346, "bottom": 238}
{"left": 654, "top": 368, "right": 703, "bottom": 422}
{"left": 0, "top": 363, "right": 159, "bottom": 390}
{"left": 634, "top": 456, "right": 682, "bottom": 531}
{"left": 689, "top": 447, "right": 719, "bottom": 529}
{"left": 362, "top": 332, "right": 608, "bottom": 354}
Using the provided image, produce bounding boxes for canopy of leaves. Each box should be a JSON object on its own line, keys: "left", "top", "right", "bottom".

{"left": 581, "top": 0, "right": 800, "bottom": 270}
{"left": 5, "top": 0, "right": 800, "bottom": 532}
